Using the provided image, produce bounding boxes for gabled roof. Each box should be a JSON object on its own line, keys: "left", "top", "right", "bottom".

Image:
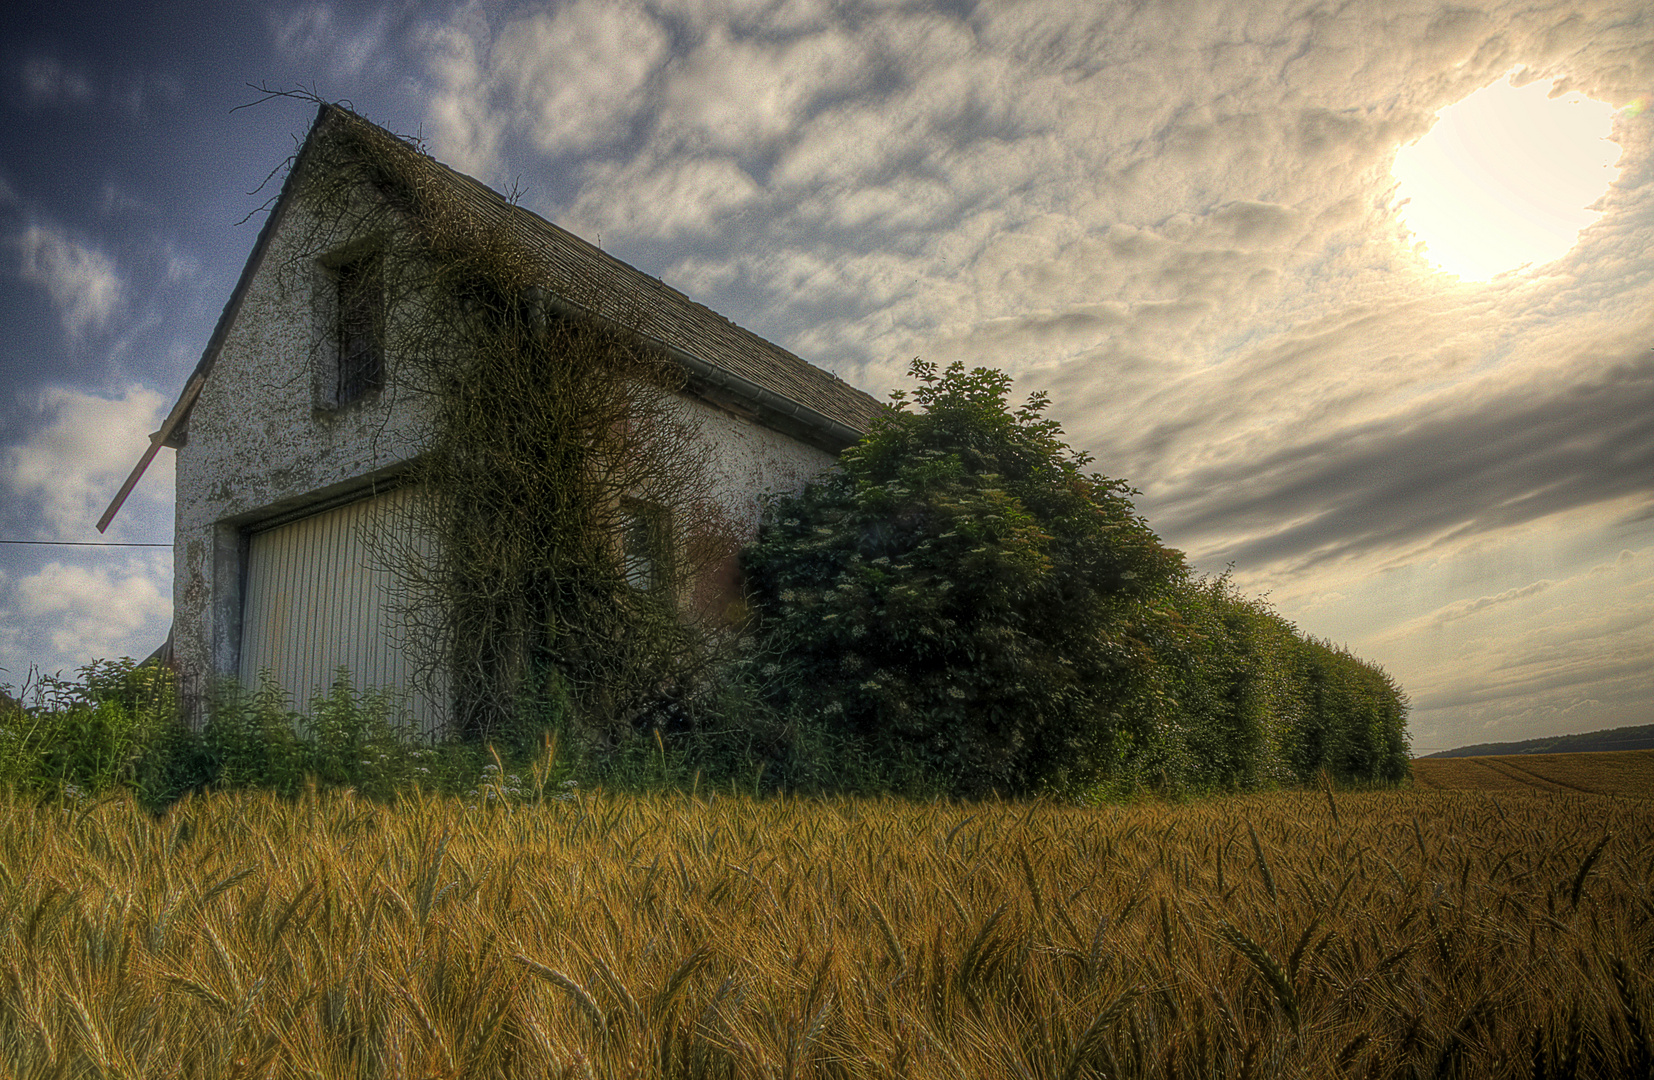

{"left": 101, "top": 103, "right": 885, "bottom": 531}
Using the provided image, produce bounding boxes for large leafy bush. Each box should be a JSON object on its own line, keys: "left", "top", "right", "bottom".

{"left": 743, "top": 360, "right": 1186, "bottom": 795}
{"left": 742, "top": 360, "right": 1411, "bottom": 797}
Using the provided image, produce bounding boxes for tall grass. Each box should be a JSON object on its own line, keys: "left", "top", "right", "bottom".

{"left": 0, "top": 659, "right": 177, "bottom": 803}
{"left": 0, "top": 781, "right": 1649, "bottom": 1077}
{"left": 1, "top": 660, "right": 580, "bottom": 815}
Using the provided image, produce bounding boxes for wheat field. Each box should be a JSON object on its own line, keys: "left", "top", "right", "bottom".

{"left": 1, "top": 782, "right": 1649, "bottom": 1078}
{"left": 1412, "top": 750, "right": 1654, "bottom": 797}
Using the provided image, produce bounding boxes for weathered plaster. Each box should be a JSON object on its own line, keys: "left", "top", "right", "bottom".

{"left": 666, "top": 390, "right": 837, "bottom": 622}
{"left": 671, "top": 390, "right": 837, "bottom": 538}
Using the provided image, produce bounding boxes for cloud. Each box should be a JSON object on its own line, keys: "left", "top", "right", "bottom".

{"left": 1149, "top": 341, "right": 1654, "bottom": 573}
{"left": 1413, "top": 612, "right": 1654, "bottom": 715}
{"left": 18, "top": 56, "right": 93, "bottom": 107}
{"left": 1351, "top": 530, "right": 1654, "bottom": 745}
{"left": 272, "top": 2, "right": 390, "bottom": 78}
{"left": 498, "top": 0, "right": 667, "bottom": 155}
{"left": 1428, "top": 580, "right": 1557, "bottom": 623}
{"left": 1, "top": 386, "right": 170, "bottom": 541}
{"left": 13, "top": 223, "right": 124, "bottom": 337}
{"left": 162, "top": 243, "right": 203, "bottom": 285}
{"left": 0, "top": 555, "right": 171, "bottom": 683}
{"left": 110, "top": 72, "right": 185, "bottom": 119}
{"left": 658, "top": 26, "right": 873, "bottom": 154}
{"left": 567, "top": 155, "right": 761, "bottom": 240}
{"left": 12, "top": 52, "right": 184, "bottom": 120}
{"left": 1589, "top": 548, "right": 1643, "bottom": 575}
{"left": 419, "top": 0, "right": 668, "bottom": 180}
{"left": 419, "top": 7, "right": 507, "bottom": 180}
{"left": 651, "top": 0, "right": 837, "bottom": 34}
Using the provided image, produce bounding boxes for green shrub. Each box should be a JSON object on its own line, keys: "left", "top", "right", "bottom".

{"left": 742, "top": 359, "right": 1186, "bottom": 796}
{"left": 130, "top": 720, "right": 213, "bottom": 815}
{"left": 3, "top": 659, "right": 571, "bottom": 811}
{"left": 201, "top": 668, "right": 477, "bottom": 803}
{"left": 1, "top": 658, "right": 176, "bottom": 801}
{"left": 740, "top": 360, "right": 1410, "bottom": 797}
{"left": 1288, "top": 639, "right": 1411, "bottom": 784}
{"left": 1132, "top": 574, "right": 1309, "bottom": 792}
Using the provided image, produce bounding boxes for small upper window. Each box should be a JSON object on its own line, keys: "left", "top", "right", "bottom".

{"left": 622, "top": 499, "right": 672, "bottom": 593}
{"left": 335, "top": 254, "right": 383, "bottom": 405}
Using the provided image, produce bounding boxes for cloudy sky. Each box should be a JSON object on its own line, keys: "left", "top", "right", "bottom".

{"left": 1, "top": 0, "right": 1649, "bottom": 752}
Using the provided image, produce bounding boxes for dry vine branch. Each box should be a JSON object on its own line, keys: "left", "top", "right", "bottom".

{"left": 287, "top": 106, "right": 742, "bottom": 746}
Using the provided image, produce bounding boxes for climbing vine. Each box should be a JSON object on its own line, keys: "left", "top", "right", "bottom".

{"left": 288, "top": 105, "right": 741, "bottom": 747}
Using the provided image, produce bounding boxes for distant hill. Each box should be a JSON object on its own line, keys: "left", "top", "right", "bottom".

{"left": 1424, "top": 723, "right": 1654, "bottom": 758}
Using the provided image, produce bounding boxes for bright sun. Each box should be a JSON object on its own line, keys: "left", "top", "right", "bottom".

{"left": 1393, "top": 71, "right": 1621, "bottom": 281}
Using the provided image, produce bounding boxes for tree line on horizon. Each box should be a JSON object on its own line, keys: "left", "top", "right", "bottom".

{"left": 1426, "top": 723, "right": 1654, "bottom": 758}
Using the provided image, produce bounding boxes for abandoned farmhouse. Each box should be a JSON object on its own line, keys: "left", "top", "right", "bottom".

{"left": 103, "top": 104, "right": 884, "bottom": 736}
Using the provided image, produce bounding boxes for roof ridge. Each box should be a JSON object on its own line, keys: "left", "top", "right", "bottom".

{"left": 320, "top": 107, "right": 883, "bottom": 435}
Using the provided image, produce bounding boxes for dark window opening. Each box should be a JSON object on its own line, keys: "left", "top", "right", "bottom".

{"left": 622, "top": 499, "right": 671, "bottom": 593}
{"left": 336, "top": 255, "right": 383, "bottom": 405}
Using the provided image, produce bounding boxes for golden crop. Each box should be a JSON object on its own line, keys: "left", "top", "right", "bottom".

{"left": 1, "top": 782, "right": 1648, "bottom": 1078}
{"left": 1413, "top": 750, "right": 1654, "bottom": 797}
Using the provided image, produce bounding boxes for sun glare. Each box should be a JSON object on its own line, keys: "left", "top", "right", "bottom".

{"left": 1393, "top": 71, "right": 1620, "bottom": 281}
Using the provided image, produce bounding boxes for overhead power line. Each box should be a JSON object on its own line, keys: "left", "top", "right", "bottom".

{"left": 0, "top": 540, "right": 172, "bottom": 547}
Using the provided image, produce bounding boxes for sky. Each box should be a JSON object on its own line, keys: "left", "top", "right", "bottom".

{"left": 0, "top": 0, "right": 1649, "bottom": 754}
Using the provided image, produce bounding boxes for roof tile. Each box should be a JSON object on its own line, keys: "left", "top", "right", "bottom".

{"left": 326, "top": 107, "right": 885, "bottom": 438}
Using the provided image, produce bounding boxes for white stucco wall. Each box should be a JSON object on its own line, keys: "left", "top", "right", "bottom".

{"left": 669, "top": 391, "right": 837, "bottom": 537}
{"left": 173, "top": 194, "right": 838, "bottom": 729}
{"left": 173, "top": 196, "right": 435, "bottom": 720}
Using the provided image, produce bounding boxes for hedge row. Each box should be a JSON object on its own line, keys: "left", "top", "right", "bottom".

{"left": 740, "top": 360, "right": 1410, "bottom": 797}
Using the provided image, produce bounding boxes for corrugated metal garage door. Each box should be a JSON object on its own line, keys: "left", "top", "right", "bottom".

{"left": 240, "top": 486, "right": 445, "bottom": 739}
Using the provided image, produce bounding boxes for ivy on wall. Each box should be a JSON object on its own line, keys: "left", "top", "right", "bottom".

{"left": 290, "top": 108, "right": 740, "bottom": 748}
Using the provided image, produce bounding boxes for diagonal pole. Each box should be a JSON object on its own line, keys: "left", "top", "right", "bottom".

{"left": 97, "top": 373, "right": 205, "bottom": 533}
